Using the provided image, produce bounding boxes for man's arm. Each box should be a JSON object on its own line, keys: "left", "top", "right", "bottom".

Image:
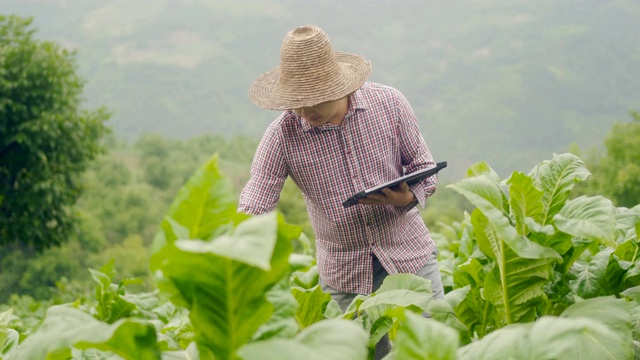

{"left": 358, "top": 88, "right": 437, "bottom": 209}
{"left": 395, "top": 89, "right": 437, "bottom": 209}
{"left": 238, "top": 123, "right": 288, "bottom": 215}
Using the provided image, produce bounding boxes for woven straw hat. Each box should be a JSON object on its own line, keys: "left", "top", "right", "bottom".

{"left": 248, "top": 25, "right": 372, "bottom": 110}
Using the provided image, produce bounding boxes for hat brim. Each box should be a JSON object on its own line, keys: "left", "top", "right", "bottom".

{"left": 248, "top": 52, "right": 372, "bottom": 111}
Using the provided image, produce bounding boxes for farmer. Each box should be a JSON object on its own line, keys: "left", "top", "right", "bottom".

{"left": 238, "top": 25, "right": 443, "bottom": 358}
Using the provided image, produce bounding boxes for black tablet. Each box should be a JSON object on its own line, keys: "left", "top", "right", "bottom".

{"left": 342, "top": 161, "right": 447, "bottom": 208}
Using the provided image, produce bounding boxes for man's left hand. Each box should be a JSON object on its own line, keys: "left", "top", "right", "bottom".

{"left": 358, "top": 182, "right": 416, "bottom": 207}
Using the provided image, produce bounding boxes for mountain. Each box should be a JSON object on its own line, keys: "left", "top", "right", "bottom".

{"left": 4, "top": 0, "right": 640, "bottom": 178}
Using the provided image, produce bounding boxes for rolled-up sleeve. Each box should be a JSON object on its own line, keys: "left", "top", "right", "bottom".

{"left": 238, "top": 123, "right": 288, "bottom": 215}
{"left": 395, "top": 90, "right": 437, "bottom": 209}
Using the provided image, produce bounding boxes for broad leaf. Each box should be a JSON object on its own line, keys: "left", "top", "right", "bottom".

{"left": 2, "top": 330, "right": 18, "bottom": 356}
{"left": 529, "top": 153, "right": 590, "bottom": 225}
{"left": 560, "top": 296, "right": 632, "bottom": 337}
{"left": 163, "top": 154, "right": 239, "bottom": 240}
{"left": 388, "top": 311, "right": 459, "bottom": 360}
{"left": 425, "top": 299, "right": 471, "bottom": 345}
{"left": 613, "top": 207, "right": 640, "bottom": 244}
{"left": 453, "top": 257, "right": 485, "bottom": 288}
{"left": 156, "top": 213, "right": 298, "bottom": 360}
{"left": 458, "top": 315, "right": 633, "bottom": 360}
{"left": 161, "top": 342, "right": 200, "bottom": 360}
{"left": 358, "top": 274, "right": 434, "bottom": 317}
{"left": 0, "top": 308, "right": 12, "bottom": 354}
{"left": 292, "top": 285, "right": 332, "bottom": 328}
{"left": 507, "top": 171, "right": 543, "bottom": 236}
{"left": 174, "top": 212, "right": 278, "bottom": 271}
{"left": 621, "top": 285, "right": 640, "bottom": 302}
{"left": 554, "top": 196, "right": 616, "bottom": 247}
{"left": 237, "top": 319, "right": 369, "bottom": 360}
{"left": 7, "top": 306, "right": 159, "bottom": 360}
{"left": 472, "top": 210, "right": 553, "bottom": 325}
{"left": 448, "top": 175, "right": 561, "bottom": 261}
{"left": 466, "top": 161, "right": 500, "bottom": 181}
{"left": 150, "top": 155, "right": 245, "bottom": 268}
{"left": 252, "top": 279, "right": 298, "bottom": 341}
{"left": 291, "top": 265, "right": 319, "bottom": 289}
{"left": 571, "top": 248, "right": 615, "bottom": 298}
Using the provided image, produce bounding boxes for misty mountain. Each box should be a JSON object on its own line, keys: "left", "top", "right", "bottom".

{"left": 4, "top": 0, "right": 640, "bottom": 178}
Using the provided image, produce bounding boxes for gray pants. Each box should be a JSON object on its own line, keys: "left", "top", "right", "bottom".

{"left": 320, "top": 251, "right": 444, "bottom": 360}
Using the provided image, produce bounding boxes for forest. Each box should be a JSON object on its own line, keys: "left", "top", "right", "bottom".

{"left": 2, "top": 3, "right": 640, "bottom": 359}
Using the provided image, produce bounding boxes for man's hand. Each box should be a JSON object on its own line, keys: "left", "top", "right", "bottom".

{"left": 358, "top": 182, "right": 416, "bottom": 207}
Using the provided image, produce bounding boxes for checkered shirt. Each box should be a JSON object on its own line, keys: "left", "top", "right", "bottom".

{"left": 239, "top": 82, "right": 438, "bottom": 294}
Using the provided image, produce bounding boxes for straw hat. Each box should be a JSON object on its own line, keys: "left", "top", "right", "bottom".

{"left": 248, "top": 25, "right": 372, "bottom": 110}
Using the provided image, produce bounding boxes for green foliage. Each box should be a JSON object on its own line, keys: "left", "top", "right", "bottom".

{"left": 0, "top": 15, "right": 110, "bottom": 250}
{"left": 457, "top": 297, "right": 633, "bottom": 360}
{"left": 386, "top": 310, "right": 459, "bottom": 360}
{"left": 576, "top": 111, "right": 640, "bottom": 208}
{"left": 151, "top": 154, "right": 301, "bottom": 359}
{"left": 237, "top": 319, "right": 369, "bottom": 360}
{"left": 0, "top": 133, "right": 258, "bottom": 303}
{"left": 89, "top": 259, "right": 139, "bottom": 324}
{"left": 7, "top": 306, "right": 160, "bottom": 360}
{"left": 443, "top": 153, "right": 638, "bottom": 342}
{"left": 602, "top": 111, "right": 640, "bottom": 207}
{"left": 0, "top": 309, "right": 19, "bottom": 357}
{"left": 1, "top": 152, "right": 639, "bottom": 359}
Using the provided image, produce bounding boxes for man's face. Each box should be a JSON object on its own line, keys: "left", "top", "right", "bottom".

{"left": 293, "top": 97, "right": 348, "bottom": 127}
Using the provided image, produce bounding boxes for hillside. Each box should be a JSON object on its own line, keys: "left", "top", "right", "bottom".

{"left": 3, "top": 0, "right": 640, "bottom": 178}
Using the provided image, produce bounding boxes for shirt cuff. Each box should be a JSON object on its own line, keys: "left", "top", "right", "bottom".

{"left": 409, "top": 182, "right": 426, "bottom": 209}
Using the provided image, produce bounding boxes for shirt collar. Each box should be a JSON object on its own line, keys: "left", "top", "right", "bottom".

{"left": 297, "top": 88, "right": 371, "bottom": 132}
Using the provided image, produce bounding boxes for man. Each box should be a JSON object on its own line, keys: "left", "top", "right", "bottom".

{"left": 239, "top": 25, "right": 443, "bottom": 358}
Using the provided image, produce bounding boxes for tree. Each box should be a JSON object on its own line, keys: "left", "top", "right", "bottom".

{"left": 574, "top": 111, "right": 640, "bottom": 208}
{"left": 601, "top": 111, "right": 640, "bottom": 207}
{"left": 0, "top": 15, "right": 110, "bottom": 250}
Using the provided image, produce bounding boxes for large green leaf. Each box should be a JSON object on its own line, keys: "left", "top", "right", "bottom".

{"left": 560, "top": 296, "right": 632, "bottom": 337}
{"left": 448, "top": 174, "right": 560, "bottom": 261}
{"left": 163, "top": 154, "right": 239, "bottom": 240}
{"left": 0, "top": 309, "right": 11, "bottom": 354}
{"left": 156, "top": 212, "right": 297, "bottom": 360}
{"left": 425, "top": 299, "right": 471, "bottom": 345}
{"left": 529, "top": 153, "right": 590, "bottom": 225}
{"left": 344, "top": 274, "right": 435, "bottom": 350}
{"left": 149, "top": 155, "right": 301, "bottom": 358}
{"left": 7, "top": 306, "right": 159, "bottom": 360}
{"left": 472, "top": 210, "right": 553, "bottom": 325}
{"left": 613, "top": 207, "right": 640, "bottom": 244}
{"left": 1, "top": 308, "right": 18, "bottom": 357}
{"left": 387, "top": 311, "right": 459, "bottom": 360}
{"left": 445, "top": 285, "right": 495, "bottom": 338}
{"left": 358, "top": 274, "right": 434, "bottom": 317}
{"left": 162, "top": 342, "right": 200, "bottom": 360}
{"left": 507, "top": 171, "right": 544, "bottom": 236}
{"left": 554, "top": 196, "right": 616, "bottom": 247}
{"left": 150, "top": 155, "right": 244, "bottom": 269}
{"left": 89, "top": 259, "right": 138, "bottom": 324}
{"left": 237, "top": 319, "right": 369, "bottom": 360}
{"left": 252, "top": 280, "right": 298, "bottom": 341}
{"left": 292, "top": 285, "right": 332, "bottom": 329}
{"left": 571, "top": 248, "right": 615, "bottom": 298}
{"left": 458, "top": 315, "right": 633, "bottom": 360}
{"left": 2, "top": 329, "right": 18, "bottom": 356}
{"left": 173, "top": 212, "right": 279, "bottom": 271}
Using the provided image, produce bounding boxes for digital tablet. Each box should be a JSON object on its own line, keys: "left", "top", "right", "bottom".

{"left": 342, "top": 161, "right": 447, "bottom": 208}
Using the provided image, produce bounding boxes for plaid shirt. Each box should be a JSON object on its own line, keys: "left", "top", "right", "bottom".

{"left": 239, "top": 82, "right": 438, "bottom": 294}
